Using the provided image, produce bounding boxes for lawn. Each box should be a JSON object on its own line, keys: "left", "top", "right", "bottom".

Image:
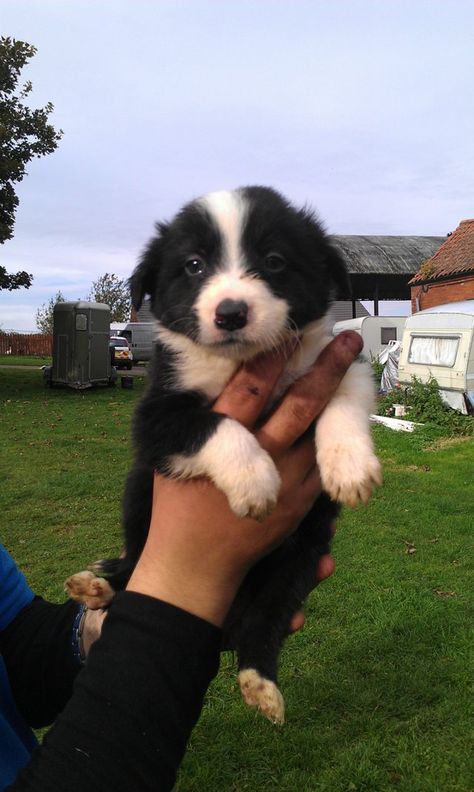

{"left": 0, "top": 354, "right": 52, "bottom": 367}
{"left": 1, "top": 367, "right": 473, "bottom": 792}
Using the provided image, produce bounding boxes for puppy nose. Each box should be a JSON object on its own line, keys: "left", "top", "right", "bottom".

{"left": 214, "top": 299, "right": 248, "bottom": 331}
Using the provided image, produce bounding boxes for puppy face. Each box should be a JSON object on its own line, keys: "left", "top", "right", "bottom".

{"left": 131, "top": 186, "right": 349, "bottom": 357}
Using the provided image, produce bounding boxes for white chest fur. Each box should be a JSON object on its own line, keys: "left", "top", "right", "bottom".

{"left": 159, "top": 318, "right": 382, "bottom": 511}
{"left": 156, "top": 319, "right": 330, "bottom": 403}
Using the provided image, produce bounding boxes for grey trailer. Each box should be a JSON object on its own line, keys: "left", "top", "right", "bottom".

{"left": 44, "top": 301, "right": 116, "bottom": 389}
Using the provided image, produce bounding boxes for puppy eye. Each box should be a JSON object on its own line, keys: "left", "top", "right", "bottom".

{"left": 185, "top": 256, "right": 206, "bottom": 276}
{"left": 264, "top": 253, "right": 286, "bottom": 272}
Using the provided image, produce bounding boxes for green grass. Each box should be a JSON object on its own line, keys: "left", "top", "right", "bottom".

{"left": 0, "top": 355, "right": 52, "bottom": 366}
{"left": 1, "top": 367, "right": 144, "bottom": 591}
{"left": 1, "top": 368, "right": 473, "bottom": 792}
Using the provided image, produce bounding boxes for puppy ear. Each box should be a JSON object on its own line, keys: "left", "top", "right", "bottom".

{"left": 298, "top": 207, "right": 351, "bottom": 300}
{"left": 129, "top": 223, "right": 169, "bottom": 311}
{"left": 326, "top": 245, "right": 351, "bottom": 299}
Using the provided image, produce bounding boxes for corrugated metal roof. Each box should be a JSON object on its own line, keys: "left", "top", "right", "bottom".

{"left": 138, "top": 297, "right": 369, "bottom": 323}
{"left": 409, "top": 220, "right": 474, "bottom": 284}
{"left": 132, "top": 236, "right": 446, "bottom": 320}
{"left": 330, "top": 236, "right": 444, "bottom": 276}
{"left": 329, "top": 300, "right": 370, "bottom": 322}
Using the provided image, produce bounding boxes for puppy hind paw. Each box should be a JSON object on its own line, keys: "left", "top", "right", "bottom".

{"left": 64, "top": 570, "right": 115, "bottom": 609}
{"left": 238, "top": 668, "right": 285, "bottom": 725}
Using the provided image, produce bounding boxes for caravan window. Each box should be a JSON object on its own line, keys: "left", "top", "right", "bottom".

{"left": 381, "top": 327, "right": 397, "bottom": 345}
{"left": 408, "top": 335, "right": 460, "bottom": 367}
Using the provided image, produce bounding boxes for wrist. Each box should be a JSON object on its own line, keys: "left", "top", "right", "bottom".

{"left": 126, "top": 547, "right": 244, "bottom": 627}
{"left": 81, "top": 607, "right": 107, "bottom": 656}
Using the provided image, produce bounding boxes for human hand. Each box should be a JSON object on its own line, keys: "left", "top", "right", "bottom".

{"left": 81, "top": 607, "right": 107, "bottom": 657}
{"left": 288, "top": 521, "right": 336, "bottom": 633}
{"left": 126, "top": 331, "right": 362, "bottom": 626}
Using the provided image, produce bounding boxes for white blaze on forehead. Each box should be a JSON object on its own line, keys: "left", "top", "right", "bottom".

{"left": 199, "top": 189, "right": 247, "bottom": 273}
{"left": 194, "top": 190, "right": 289, "bottom": 349}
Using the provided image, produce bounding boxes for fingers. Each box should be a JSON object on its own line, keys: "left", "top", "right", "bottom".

{"left": 288, "top": 556, "right": 336, "bottom": 634}
{"left": 289, "top": 611, "right": 305, "bottom": 633}
{"left": 288, "top": 522, "right": 337, "bottom": 634}
{"left": 316, "top": 553, "right": 336, "bottom": 582}
{"left": 212, "top": 344, "right": 295, "bottom": 428}
{"left": 257, "top": 331, "right": 363, "bottom": 454}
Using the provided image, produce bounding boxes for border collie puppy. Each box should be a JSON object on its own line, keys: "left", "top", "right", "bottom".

{"left": 66, "top": 186, "right": 381, "bottom": 724}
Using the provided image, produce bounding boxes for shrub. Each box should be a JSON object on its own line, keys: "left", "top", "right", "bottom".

{"left": 370, "top": 356, "right": 384, "bottom": 385}
{"left": 378, "top": 377, "right": 474, "bottom": 436}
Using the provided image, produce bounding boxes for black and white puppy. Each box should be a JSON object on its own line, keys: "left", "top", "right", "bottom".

{"left": 66, "top": 186, "right": 381, "bottom": 724}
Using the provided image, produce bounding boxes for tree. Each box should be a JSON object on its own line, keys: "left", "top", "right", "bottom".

{"left": 0, "top": 36, "right": 63, "bottom": 247}
{"left": 35, "top": 290, "right": 65, "bottom": 334}
{"left": 0, "top": 265, "right": 32, "bottom": 290}
{"left": 88, "top": 273, "right": 131, "bottom": 322}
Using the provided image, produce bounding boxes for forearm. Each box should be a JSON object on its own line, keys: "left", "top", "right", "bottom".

{"left": 9, "top": 592, "right": 221, "bottom": 792}
{"left": 126, "top": 501, "right": 245, "bottom": 628}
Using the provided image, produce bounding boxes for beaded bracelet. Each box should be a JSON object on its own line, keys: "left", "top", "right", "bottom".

{"left": 71, "top": 603, "right": 88, "bottom": 665}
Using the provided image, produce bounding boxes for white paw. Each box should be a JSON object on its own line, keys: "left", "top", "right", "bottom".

{"left": 226, "top": 450, "right": 281, "bottom": 521}
{"left": 238, "top": 669, "right": 285, "bottom": 724}
{"left": 64, "top": 570, "right": 115, "bottom": 609}
{"left": 318, "top": 441, "right": 382, "bottom": 507}
{"left": 170, "top": 418, "right": 281, "bottom": 521}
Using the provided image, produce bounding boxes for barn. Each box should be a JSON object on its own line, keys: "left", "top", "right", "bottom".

{"left": 132, "top": 234, "right": 445, "bottom": 322}
{"left": 409, "top": 219, "right": 474, "bottom": 312}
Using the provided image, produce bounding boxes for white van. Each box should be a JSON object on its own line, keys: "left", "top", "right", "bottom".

{"left": 118, "top": 322, "right": 155, "bottom": 363}
{"left": 398, "top": 301, "right": 474, "bottom": 413}
{"left": 332, "top": 316, "right": 408, "bottom": 361}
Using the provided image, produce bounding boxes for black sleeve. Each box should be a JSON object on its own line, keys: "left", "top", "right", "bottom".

{"left": 0, "top": 596, "right": 81, "bottom": 728}
{"left": 9, "top": 591, "right": 222, "bottom": 792}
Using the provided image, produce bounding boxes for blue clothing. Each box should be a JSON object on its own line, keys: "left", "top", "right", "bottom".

{"left": 0, "top": 545, "right": 37, "bottom": 790}
{"left": 0, "top": 548, "right": 221, "bottom": 791}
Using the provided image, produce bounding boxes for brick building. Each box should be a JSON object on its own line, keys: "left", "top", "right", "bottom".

{"left": 409, "top": 219, "right": 474, "bottom": 313}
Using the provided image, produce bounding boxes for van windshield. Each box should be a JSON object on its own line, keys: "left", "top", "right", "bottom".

{"left": 408, "top": 335, "right": 459, "bottom": 367}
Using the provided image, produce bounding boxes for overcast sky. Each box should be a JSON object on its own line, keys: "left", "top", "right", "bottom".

{"left": 2, "top": 0, "right": 473, "bottom": 331}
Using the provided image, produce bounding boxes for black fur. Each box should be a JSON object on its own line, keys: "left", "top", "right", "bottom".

{"left": 105, "top": 186, "right": 346, "bottom": 712}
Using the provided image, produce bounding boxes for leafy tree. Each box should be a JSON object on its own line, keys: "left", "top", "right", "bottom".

{"left": 0, "top": 265, "right": 32, "bottom": 290}
{"left": 88, "top": 273, "right": 131, "bottom": 322}
{"left": 35, "top": 290, "right": 65, "bottom": 334}
{"left": 0, "top": 36, "right": 63, "bottom": 250}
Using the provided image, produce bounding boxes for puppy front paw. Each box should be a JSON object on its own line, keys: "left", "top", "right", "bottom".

{"left": 239, "top": 669, "right": 285, "bottom": 724}
{"left": 169, "top": 418, "right": 281, "bottom": 521}
{"left": 226, "top": 451, "right": 281, "bottom": 521}
{"left": 65, "top": 570, "right": 115, "bottom": 609}
{"left": 318, "top": 440, "right": 382, "bottom": 507}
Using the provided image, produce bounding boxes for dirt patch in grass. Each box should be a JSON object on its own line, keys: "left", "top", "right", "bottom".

{"left": 423, "top": 435, "right": 474, "bottom": 452}
{"left": 389, "top": 463, "right": 432, "bottom": 474}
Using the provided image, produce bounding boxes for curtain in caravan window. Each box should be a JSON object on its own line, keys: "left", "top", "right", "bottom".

{"left": 408, "top": 335, "right": 459, "bottom": 367}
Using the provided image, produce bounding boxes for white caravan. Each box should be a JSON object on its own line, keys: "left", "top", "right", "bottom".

{"left": 398, "top": 300, "right": 474, "bottom": 413}
{"left": 332, "top": 316, "right": 408, "bottom": 361}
